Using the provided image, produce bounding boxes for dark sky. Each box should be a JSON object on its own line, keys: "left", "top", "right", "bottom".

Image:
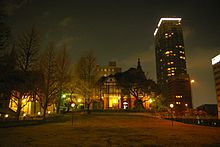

{"left": 1, "top": 0, "right": 220, "bottom": 107}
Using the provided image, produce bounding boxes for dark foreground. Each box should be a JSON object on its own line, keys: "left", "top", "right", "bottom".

{"left": 0, "top": 113, "right": 220, "bottom": 146}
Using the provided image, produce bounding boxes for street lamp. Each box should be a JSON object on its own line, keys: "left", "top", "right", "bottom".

{"left": 190, "top": 79, "right": 195, "bottom": 84}
{"left": 170, "top": 104, "right": 174, "bottom": 126}
{"left": 71, "top": 103, "right": 75, "bottom": 126}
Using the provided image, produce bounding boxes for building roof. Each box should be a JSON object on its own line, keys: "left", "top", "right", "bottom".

{"left": 212, "top": 54, "right": 220, "bottom": 65}
{"left": 154, "top": 17, "right": 182, "bottom": 36}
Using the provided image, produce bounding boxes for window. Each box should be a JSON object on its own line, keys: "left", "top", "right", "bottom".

{"left": 176, "top": 95, "right": 182, "bottom": 98}
{"left": 180, "top": 56, "right": 186, "bottom": 60}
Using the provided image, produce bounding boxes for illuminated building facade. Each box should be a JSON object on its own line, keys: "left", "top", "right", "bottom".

{"left": 97, "top": 61, "right": 121, "bottom": 78}
{"left": 154, "top": 18, "right": 192, "bottom": 110}
{"left": 96, "top": 59, "right": 151, "bottom": 110}
{"left": 212, "top": 54, "right": 220, "bottom": 119}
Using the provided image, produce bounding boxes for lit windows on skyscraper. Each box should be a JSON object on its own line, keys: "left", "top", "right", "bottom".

{"left": 212, "top": 54, "right": 220, "bottom": 119}
{"left": 154, "top": 18, "right": 192, "bottom": 110}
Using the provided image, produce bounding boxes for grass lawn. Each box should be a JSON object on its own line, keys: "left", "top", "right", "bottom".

{"left": 0, "top": 112, "right": 220, "bottom": 146}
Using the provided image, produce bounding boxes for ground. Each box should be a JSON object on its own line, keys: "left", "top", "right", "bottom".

{"left": 0, "top": 113, "right": 220, "bottom": 146}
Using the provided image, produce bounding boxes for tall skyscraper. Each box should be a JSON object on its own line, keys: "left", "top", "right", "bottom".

{"left": 154, "top": 18, "right": 192, "bottom": 110}
{"left": 212, "top": 54, "right": 220, "bottom": 119}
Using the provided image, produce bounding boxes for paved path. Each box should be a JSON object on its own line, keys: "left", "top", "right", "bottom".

{"left": 0, "top": 113, "right": 220, "bottom": 146}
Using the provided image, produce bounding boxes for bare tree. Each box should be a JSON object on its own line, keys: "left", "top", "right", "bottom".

{"left": 38, "top": 43, "right": 58, "bottom": 119}
{"left": 16, "top": 25, "right": 39, "bottom": 72}
{"left": 55, "top": 45, "right": 71, "bottom": 114}
{"left": 10, "top": 25, "right": 40, "bottom": 119}
{"left": 75, "top": 52, "right": 98, "bottom": 113}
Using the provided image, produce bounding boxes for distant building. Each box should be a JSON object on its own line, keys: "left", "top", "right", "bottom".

{"left": 96, "top": 59, "right": 152, "bottom": 110}
{"left": 154, "top": 18, "right": 192, "bottom": 111}
{"left": 97, "top": 61, "right": 121, "bottom": 78}
{"left": 212, "top": 54, "right": 220, "bottom": 119}
{"left": 197, "top": 104, "right": 218, "bottom": 117}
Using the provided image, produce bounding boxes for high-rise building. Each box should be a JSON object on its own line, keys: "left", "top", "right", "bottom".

{"left": 97, "top": 61, "right": 121, "bottom": 78}
{"left": 154, "top": 18, "right": 192, "bottom": 110}
{"left": 212, "top": 54, "right": 220, "bottom": 119}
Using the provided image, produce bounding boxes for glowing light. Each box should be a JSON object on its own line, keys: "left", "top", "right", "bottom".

{"left": 149, "top": 99, "right": 153, "bottom": 103}
{"left": 5, "top": 114, "right": 9, "bottom": 118}
{"left": 153, "top": 28, "right": 158, "bottom": 36}
{"left": 176, "top": 95, "right": 182, "bottom": 98}
{"left": 113, "top": 99, "right": 117, "bottom": 104}
{"left": 22, "top": 99, "right": 27, "bottom": 103}
{"left": 191, "top": 79, "right": 195, "bottom": 84}
{"left": 71, "top": 103, "right": 75, "bottom": 107}
{"left": 37, "top": 112, "right": 41, "bottom": 115}
{"left": 154, "top": 18, "right": 181, "bottom": 36}
{"left": 185, "top": 103, "right": 188, "bottom": 107}
{"left": 212, "top": 54, "right": 220, "bottom": 65}
{"left": 62, "top": 94, "right": 66, "bottom": 99}
{"left": 170, "top": 104, "right": 174, "bottom": 108}
{"left": 158, "top": 18, "right": 181, "bottom": 27}
{"left": 48, "top": 111, "right": 51, "bottom": 114}
{"left": 77, "top": 98, "right": 82, "bottom": 103}
{"left": 23, "top": 113, "right": 26, "bottom": 117}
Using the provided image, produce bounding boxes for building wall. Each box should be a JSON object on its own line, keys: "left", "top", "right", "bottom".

{"left": 212, "top": 54, "right": 220, "bottom": 119}
{"left": 97, "top": 61, "right": 121, "bottom": 78}
{"left": 154, "top": 18, "right": 192, "bottom": 110}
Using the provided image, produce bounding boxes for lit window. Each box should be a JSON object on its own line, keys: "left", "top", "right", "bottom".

{"left": 176, "top": 102, "right": 181, "bottom": 104}
{"left": 104, "top": 69, "right": 107, "bottom": 72}
{"left": 171, "top": 73, "right": 175, "bottom": 76}
{"left": 170, "top": 62, "right": 174, "bottom": 64}
{"left": 165, "top": 51, "right": 170, "bottom": 54}
{"left": 176, "top": 95, "right": 182, "bottom": 98}
{"left": 180, "top": 56, "right": 186, "bottom": 60}
{"left": 167, "top": 68, "right": 171, "bottom": 70}
{"left": 112, "top": 69, "right": 114, "bottom": 72}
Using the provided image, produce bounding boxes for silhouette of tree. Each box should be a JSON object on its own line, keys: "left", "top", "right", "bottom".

{"left": 74, "top": 51, "right": 97, "bottom": 114}
{"left": 9, "top": 25, "right": 41, "bottom": 119}
{"left": 38, "top": 43, "right": 58, "bottom": 119}
{"left": 116, "top": 68, "right": 157, "bottom": 111}
{"left": 55, "top": 45, "right": 71, "bottom": 114}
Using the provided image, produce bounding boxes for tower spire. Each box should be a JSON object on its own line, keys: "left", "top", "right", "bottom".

{"left": 137, "top": 58, "right": 142, "bottom": 71}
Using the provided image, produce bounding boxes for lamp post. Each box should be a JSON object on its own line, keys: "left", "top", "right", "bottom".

{"left": 185, "top": 103, "right": 188, "bottom": 117}
{"left": 170, "top": 103, "right": 174, "bottom": 126}
{"left": 71, "top": 103, "right": 75, "bottom": 126}
{"left": 190, "top": 79, "right": 195, "bottom": 108}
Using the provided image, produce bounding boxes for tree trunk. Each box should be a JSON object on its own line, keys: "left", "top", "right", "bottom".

{"left": 134, "top": 99, "right": 145, "bottom": 112}
{"left": 16, "top": 98, "right": 22, "bottom": 120}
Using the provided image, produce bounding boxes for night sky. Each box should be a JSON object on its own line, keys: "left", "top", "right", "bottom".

{"left": 1, "top": 0, "right": 220, "bottom": 108}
